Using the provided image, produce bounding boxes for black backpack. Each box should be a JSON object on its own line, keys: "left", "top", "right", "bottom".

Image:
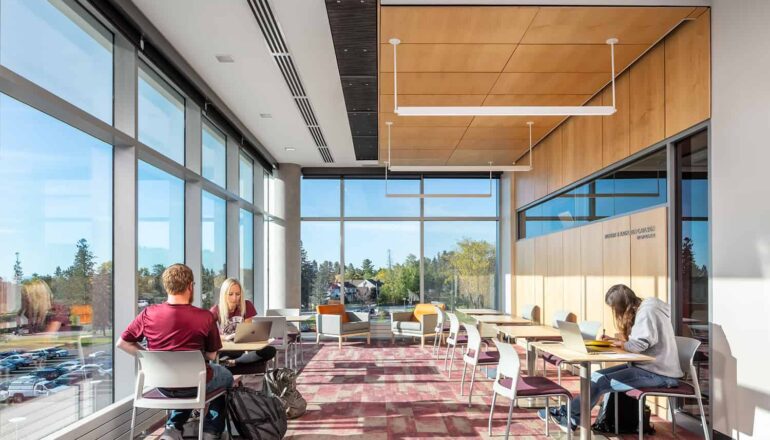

{"left": 592, "top": 392, "right": 655, "bottom": 434}
{"left": 227, "top": 386, "right": 288, "bottom": 439}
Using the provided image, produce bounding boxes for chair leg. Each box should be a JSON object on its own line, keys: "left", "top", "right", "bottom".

{"left": 338, "top": 336, "right": 343, "bottom": 349}
{"left": 566, "top": 396, "right": 572, "bottom": 440}
{"left": 544, "top": 397, "right": 550, "bottom": 436}
{"left": 468, "top": 364, "right": 477, "bottom": 407}
{"left": 460, "top": 363, "right": 467, "bottom": 395}
{"left": 421, "top": 336, "right": 425, "bottom": 348}
{"left": 129, "top": 406, "right": 137, "bottom": 440}
{"left": 449, "top": 346, "right": 457, "bottom": 379}
{"left": 316, "top": 332, "right": 320, "bottom": 345}
{"left": 639, "top": 396, "right": 645, "bottom": 440}
{"left": 505, "top": 397, "right": 514, "bottom": 440}
{"left": 198, "top": 404, "right": 206, "bottom": 440}
{"left": 669, "top": 396, "right": 677, "bottom": 435}
{"left": 697, "top": 393, "right": 710, "bottom": 440}
{"left": 488, "top": 392, "right": 497, "bottom": 435}
{"left": 443, "top": 342, "right": 451, "bottom": 370}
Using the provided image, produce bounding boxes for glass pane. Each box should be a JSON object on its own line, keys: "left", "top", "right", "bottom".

{"left": 0, "top": 0, "right": 113, "bottom": 123}
{"left": 344, "top": 179, "right": 420, "bottom": 217}
{"left": 614, "top": 150, "right": 667, "bottom": 216}
{"left": 201, "top": 191, "right": 226, "bottom": 310}
{"left": 239, "top": 152, "right": 254, "bottom": 203}
{"left": 137, "top": 162, "right": 184, "bottom": 308}
{"left": 202, "top": 120, "right": 226, "bottom": 187}
{"left": 424, "top": 222, "right": 497, "bottom": 310}
{"left": 424, "top": 178, "right": 498, "bottom": 217}
{"left": 301, "top": 178, "right": 340, "bottom": 217}
{"left": 343, "top": 221, "right": 420, "bottom": 316}
{"left": 300, "top": 222, "right": 340, "bottom": 311}
{"left": 0, "top": 94, "right": 114, "bottom": 432}
{"left": 239, "top": 210, "right": 254, "bottom": 303}
{"left": 675, "top": 130, "right": 709, "bottom": 418}
{"left": 138, "top": 64, "right": 185, "bottom": 164}
{"left": 541, "top": 192, "right": 576, "bottom": 235}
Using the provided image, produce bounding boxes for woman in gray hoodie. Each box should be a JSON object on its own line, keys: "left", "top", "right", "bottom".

{"left": 541, "top": 284, "right": 683, "bottom": 430}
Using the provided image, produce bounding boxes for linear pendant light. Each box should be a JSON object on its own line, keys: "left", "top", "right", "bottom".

{"left": 389, "top": 37, "right": 619, "bottom": 117}
{"left": 384, "top": 122, "right": 535, "bottom": 198}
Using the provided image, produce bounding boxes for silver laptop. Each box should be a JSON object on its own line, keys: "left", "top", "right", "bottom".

{"left": 233, "top": 321, "right": 272, "bottom": 343}
{"left": 556, "top": 320, "right": 610, "bottom": 354}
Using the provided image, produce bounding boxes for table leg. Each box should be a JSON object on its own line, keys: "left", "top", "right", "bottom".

{"left": 579, "top": 362, "right": 592, "bottom": 440}
{"left": 526, "top": 339, "right": 537, "bottom": 375}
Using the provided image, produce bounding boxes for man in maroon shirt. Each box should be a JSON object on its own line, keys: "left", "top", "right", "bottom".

{"left": 117, "top": 264, "right": 232, "bottom": 440}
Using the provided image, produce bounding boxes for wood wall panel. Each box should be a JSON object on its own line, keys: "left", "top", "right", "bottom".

{"left": 515, "top": 238, "right": 535, "bottom": 316}
{"left": 629, "top": 44, "right": 666, "bottom": 154}
{"left": 664, "top": 11, "right": 711, "bottom": 137}
{"left": 630, "top": 207, "right": 669, "bottom": 301}
{"left": 533, "top": 140, "right": 549, "bottom": 200}
{"left": 602, "top": 72, "right": 630, "bottom": 166}
{"left": 515, "top": 152, "right": 534, "bottom": 208}
{"left": 581, "top": 222, "right": 604, "bottom": 327}
{"left": 544, "top": 232, "right": 565, "bottom": 325}
{"left": 534, "top": 236, "right": 548, "bottom": 324}
{"left": 602, "top": 216, "right": 632, "bottom": 334}
{"left": 545, "top": 128, "right": 564, "bottom": 194}
{"left": 562, "top": 228, "right": 583, "bottom": 321}
{"left": 562, "top": 96, "right": 603, "bottom": 183}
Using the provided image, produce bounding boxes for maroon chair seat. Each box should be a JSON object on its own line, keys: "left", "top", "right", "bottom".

{"left": 499, "top": 376, "right": 572, "bottom": 397}
{"left": 453, "top": 334, "right": 468, "bottom": 343}
{"left": 467, "top": 349, "right": 500, "bottom": 364}
{"left": 625, "top": 381, "right": 695, "bottom": 399}
{"left": 144, "top": 387, "right": 227, "bottom": 400}
{"left": 542, "top": 353, "right": 565, "bottom": 367}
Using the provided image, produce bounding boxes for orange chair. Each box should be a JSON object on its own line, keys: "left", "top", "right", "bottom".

{"left": 315, "top": 304, "right": 370, "bottom": 349}
{"left": 390, "top": 303, "right": 445, "bottom": 348}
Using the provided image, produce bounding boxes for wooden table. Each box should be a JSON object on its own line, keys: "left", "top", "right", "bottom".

{"left": 473, "top": 315, "right": 532, "bottom": 325}
{"left": 495, "top": 325, "right": 559, "bottom": 375}
{"left": 530, "top": 341, "right": 654, "bottom": 440}
{"left": 456, "top": 308, "right": 500, "bottom": 315}
{"left": 285, "top": 315, "right": 314, "bottom": 323}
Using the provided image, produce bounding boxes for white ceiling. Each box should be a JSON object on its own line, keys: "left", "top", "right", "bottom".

{"left": 132, "top": 0, "right": 359, "bottom": 166}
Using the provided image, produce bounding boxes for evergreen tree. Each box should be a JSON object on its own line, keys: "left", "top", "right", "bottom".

{"left": 92, "top": 262, "right": 113, "bottom": 335}
{"left": 299, "top": 241, "right": 318, "bottom": 308}
{"left": 361, "top": 259, "right": 375, "bottom": 279}
{"left": 13, "top": 252, "right": 23, "bottom": 284}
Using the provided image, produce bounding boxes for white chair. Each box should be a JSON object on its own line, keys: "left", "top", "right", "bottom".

{"left": 431, "top": 305, "right": 448, "bottom": 358}
{"left": 488, "top": 339, "right": 572, "bottom": 440}
{"left": 460, "top": 323, "right": 500, "bottom": 407}
{"left": 129, "top": 351, "right": 227, "bottom": 440}
{"left": 443, "top": 312, "right": 467, "bottom": 378}
{"left": 267, "top": 308, "right": 304, "bottom": 367}
{"left": 520, "top": 304, "right": 538, "bottom": 322}
{"left": 253, "top": 316, "right": 290, "bottom": 369}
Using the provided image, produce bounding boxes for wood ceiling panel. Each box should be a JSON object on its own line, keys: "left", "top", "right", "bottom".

{"left": 504, "top": 44, "right": 647, "bottom": 73}
{"left": 380, "top": 112, "right": 472, "bottom": 127}
{"left": 462, "top": 126, "right": 548, "bottom": 141}
{"left": 380, "top": 94, "right": 486, "bottom": 113}
{"left": 379, "top": 126, "right": 466, "bottom": 148}
{"left": 489, "top": 73, "right": 609, "bottom": 95}
{"left": 387, "top": 158, "right": 452, "bottom": 166}
{"left": 456, "top": 137, "right": 530, "bottom": 150}
{"left": 447, "top": 149, "right": 524, "bottom": 165}
{"left": 482, "top": 94, "right": 591, "bottom": 106}
{"left": 469, "top": 115, "right": 563, "bottom": 130}
{"left": 380, "top": 44, "right": 516, "bottom": 72}
{"left": 382, "top": 149, "right": 454, "bottom": 161}
{"left": 380, "top": 6, "right": 538, "bottom": 44}
{"left": 380, "top": 72, "right": 499, "bottom": 95}
{"left": 520, "top": 7, "right": 694, "bottom": 44}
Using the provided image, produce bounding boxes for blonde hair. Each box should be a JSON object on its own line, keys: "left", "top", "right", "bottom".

{"left": 162, "top": 264, "right": 194, "bottom": 295}
{"left": 605, "top": 284, "right": 642, "bottom": 340}
{"left": 21, "top": 280, "right": 53, "bottom": 327}
{"left": 217, "top": 278, "right": 244, "bottom": 327}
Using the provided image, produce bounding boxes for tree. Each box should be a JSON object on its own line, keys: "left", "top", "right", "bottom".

{"left": 361, "top": 259, "right": 375, "bottom": 279}
{"left": 299, "top": 242, "right": 318, "bottom": 308}
{"left": 449, "top": 238, "right": 495, "bottom": 308}
{"left": 92, "top": 262, "right": 113, "bottom": 335}
{"left": 312, "top": 260, "right": 337, "bottom": 306}
{"left": 59, "top": 238, "right": 96, "bottom": 305}
{"left": 13, "top": 252, "right": 23, "bottom": 284}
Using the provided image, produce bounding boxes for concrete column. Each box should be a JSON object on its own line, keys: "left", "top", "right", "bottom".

{"left": 500, "top": 172, "right": 514, "bottom": 315}
{"left": 268, "top": 163, "right": 301, "bottom": 309}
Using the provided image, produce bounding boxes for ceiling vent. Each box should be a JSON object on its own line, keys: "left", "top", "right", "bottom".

{"left": 246, "top": 0, "right": 334, "bottom": 163}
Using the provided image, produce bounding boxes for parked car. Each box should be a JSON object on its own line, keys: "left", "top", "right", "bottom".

{"left": 28, "top": 350, "right": 48, "bottom": 361}
{"left": 2, "top": 355, "right": 30, "bottom": 367}
{"left": 53, "top": 372, "right": 85, "bottom": 387}
{"left": 33, "top": 381, "right": 69, "bottom": 397}
{"left": 0, "top": 390, "right": 9, "bottom": 403}
{"left": 7, "top": 376, "right": 47, "bottom": 403}
{"left": 31, "top": 367, "right": 64, "bottom": 381}
{"left": 44, "top": 347, "right": 70, "bottom": 358}
{"left": 0, "top": 349, "right": 24, "bottom": 359}
{"left": 0, "top": 362, "right": 16, "bottom": 374}
{"left": 0, "top": 380, "right": 11, "bottom": 391}
{"left": 56, "top": 360, "right": 80, "bottom": 372}
{"left": 75, "top": 364, "right": 109, "bottom": 379}
{"left": 87, "top": 351, "right": 108, "bottom": 359}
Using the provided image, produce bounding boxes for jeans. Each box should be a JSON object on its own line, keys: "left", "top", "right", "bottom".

{"left": 167, "top": 363, "right": 234, "bottom": 434}
{"left": 221, "top": 345, "right": 277, "bottom": 365}
{"left": 566, "top": 364, "right": 678, "bottom": 423}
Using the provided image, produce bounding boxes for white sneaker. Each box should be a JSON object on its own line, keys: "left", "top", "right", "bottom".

{"left": 158, "top": 427, "right": 183, "bottom": 440}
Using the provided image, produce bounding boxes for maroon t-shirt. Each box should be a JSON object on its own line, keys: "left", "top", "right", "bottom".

{"left": 210, "top": 300, "right": 258, "bottom": 322}
{"left": 121, "top": 303, "right": 222, "bottom": 380}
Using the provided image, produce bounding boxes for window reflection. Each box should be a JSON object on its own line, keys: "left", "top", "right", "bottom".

{"left": 138, "top": 63, "right": 185, "bottom": 164}
{"left": 239, "top": 210, "right": 254, "bottom": 302}
{"left": 201, "top": 191, "right": 226, "bottom": 309}
{"left": 202, "top": 120, "right": 226, "bottom": 188}
{"left": 239, "top": 153, "right": 254, "bottom": 203}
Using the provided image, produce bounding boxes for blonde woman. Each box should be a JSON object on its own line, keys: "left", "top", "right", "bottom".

{"left": 209, "top": 278, "right": 275, "bottom": 370}
{"left": 20, "top": 279, "right": 69, "bottom": 333}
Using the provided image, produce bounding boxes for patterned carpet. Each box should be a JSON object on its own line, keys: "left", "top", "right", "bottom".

{"left": 286, "top": 338, "right": 704, "bottom": 439}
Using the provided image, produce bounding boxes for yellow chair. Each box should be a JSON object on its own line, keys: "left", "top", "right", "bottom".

{"left": 390, "top": 303, "right": 445, "bottom": 348}
{"left": 315, "top": 304, "right": 370, "bottom": 349}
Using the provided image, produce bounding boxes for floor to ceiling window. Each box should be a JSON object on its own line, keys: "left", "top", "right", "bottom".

{"left": 300, "top": 176, "right": 500, "bottom": 315}
{"left": 201, "top": 191, "right": 227, "bottom": 310}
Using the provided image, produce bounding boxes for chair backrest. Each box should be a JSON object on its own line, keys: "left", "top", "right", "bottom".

{"left": 578, "top": 320, "right": 602, "bottom": 340}
{"left": 463, "top": 323, "right": 482, "bottom": 358}
{"left": 266, "top": 308, "right": 300, "bottom": 317}
{"left": 447, "top": 312, "right": 460, "bottom": 336}
{"left": 675, "top": 336, "right": 701, "bottom": 378}
{"left": 492, "top": 339, "right": 521, "bottom": 382}
{"left": 433, "top": 305, "right": 446, "bottom": 330}
{"left": 136, "top": 351, "right": 205, "bottom": 389}
{"left": 253, "top": 316, "right": 288, "bottom": 345}
{"left": 551, "top": 310, "right": 571, "bottom": 327}
{"left": 520, "top": 304, "right": 537, "bottom": 321}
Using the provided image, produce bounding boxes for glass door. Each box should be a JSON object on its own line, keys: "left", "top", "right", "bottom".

{"left": 673, "top": 129, "right": 710, "bottom": 418}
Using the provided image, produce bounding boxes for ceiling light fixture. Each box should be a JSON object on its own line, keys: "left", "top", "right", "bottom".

{"left": 284, "top": 147, "right": 296, "bottom": 152}
{"left": 259, "top": 113, "right": 273, "bottom": 119}
{"left": 215, "top": 54, "right": 235, "bottom": 63}
{"left": 389, "top": 37, "right": 619, "bottom": 117}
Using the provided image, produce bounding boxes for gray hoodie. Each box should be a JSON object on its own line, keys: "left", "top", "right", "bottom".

{"left": 623, "top": 298, "right": 683, "bottom": 378}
